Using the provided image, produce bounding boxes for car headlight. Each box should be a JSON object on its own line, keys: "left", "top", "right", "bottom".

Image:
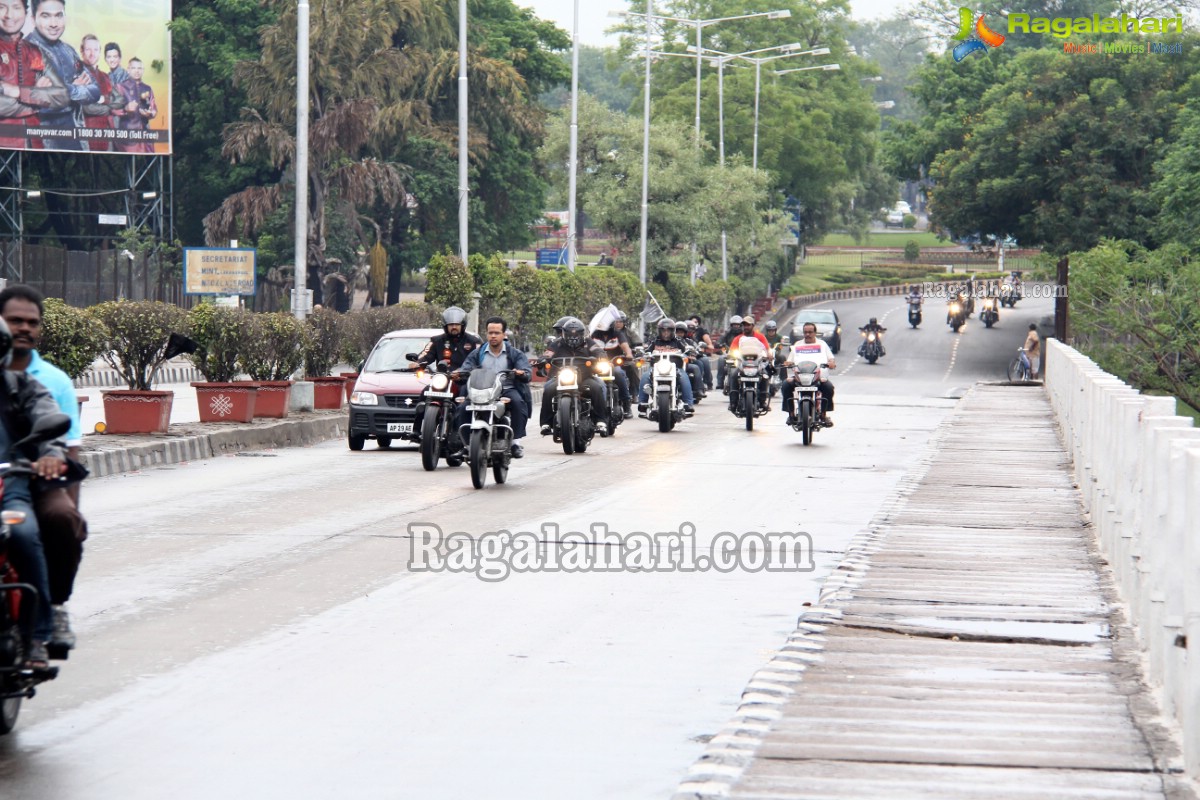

{"left": 350, "top": 391, "right": 378, "bottom": 406}
{"left": 430, "top": 373, "right": 450, "bottom": 391}
{"left": 654, "top": 360, "right": 673, "bottom": 376}
{"left": 595, "top": 360, "right": 612, "bottom": 376}
{"left": 559, "top": 367, "right": 578, "bottom": 387}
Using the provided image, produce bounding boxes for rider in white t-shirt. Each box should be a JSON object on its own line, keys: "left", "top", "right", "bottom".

{"left": 782, "top": 321, "right": 837, "bottom": 426}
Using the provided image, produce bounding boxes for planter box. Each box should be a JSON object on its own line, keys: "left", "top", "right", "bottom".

{"left": 311, "top": 376, "right": 346, "bottom": 410}
{"left": 192, "top": 382, "right": 258, "bottom": 423}
{"left": 101, "top": 389, "right": 174, "bottom": 434}
{"left": 340, "top": 372, "right": 359, "bottom": 402}
{"left": 252, "top": 381, "right": 293, "bottom": 418}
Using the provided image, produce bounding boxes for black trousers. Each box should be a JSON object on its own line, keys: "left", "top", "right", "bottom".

{"left": 540, "top": 376, "right": 607, "bottom": 426}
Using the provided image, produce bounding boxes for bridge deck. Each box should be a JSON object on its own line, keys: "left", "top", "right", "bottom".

{"left": 680, "top": 384, "right": 1193, "bottom": 800}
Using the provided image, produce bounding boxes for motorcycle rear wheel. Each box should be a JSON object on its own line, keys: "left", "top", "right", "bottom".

{"left": 800, "top": 399, "right": 813, "bottom": 446}
{"left": 657, "top": 392, "right": 671, "bottom": 433}
{"left": 469, "top": 429, "right": 488, "bottom": 489}
{"left": 420, "top": 405, "right": 442, "bottom": 471}
{"left": 558, "top": 397, "right": 576, "bottom": 455}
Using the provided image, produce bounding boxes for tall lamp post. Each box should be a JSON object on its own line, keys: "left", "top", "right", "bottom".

{"left": 458, "top": 0, "right": 468, "bottom": 265}
{"left": 294, "top": 0, "right": 310, "bottom": 321}
{"left": 608, "top": 8, "right": 791, "bottom": 285}
{"left": 566, "top": 0, "right": 580, "bottom": 271}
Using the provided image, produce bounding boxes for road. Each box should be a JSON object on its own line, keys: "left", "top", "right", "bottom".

{"left": 0, "top": 295, "right": 1054, "bottom": 799}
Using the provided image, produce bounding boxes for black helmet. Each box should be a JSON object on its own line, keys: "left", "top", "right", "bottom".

{"left": 765, "top": 320, "right": 777, "bottom": 331}
{"left": 442, "top": 306, "right": 467, "bottom": 329}
{"left": 658, "top": 318, "right": 676, "bottom": 335}
{"left": 674, "top": 320, "right": 688, "bottom": 334}
{"left": 562, "top": 317, "right": 587, "bottom": 348}
{"left": 552, "top": 316, "right": 571, "bottom": 334}
{"left": 869, "top": 317, "right": 878, "bottom": 325}
{"left": 0, "top": 317, "right": 11, "bottom": 369}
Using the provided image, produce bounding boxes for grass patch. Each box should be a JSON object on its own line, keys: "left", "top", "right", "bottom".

{"left": 816, "top": 231, "right": 951, "bottom": 248}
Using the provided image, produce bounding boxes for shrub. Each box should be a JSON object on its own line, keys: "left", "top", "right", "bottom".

{"left": 304, "top": 306, "right": 344, "bottom": 377}
{"left": 40, "top": 298, "right": 109, "bottom": 380}
{"left": 424, "top": 251, "right": 475, "bottom": 309}
{"left": 340, "top": 303, "right": 439, "bottom": 368}
{"left": 187, "top": 303, "right": 252, "bottom": 383}
{"left": 240, "top": 312, "right": 311, "bottom": 381}
{"left": 90, "top": 300, "right": 188, "bottom": 390}
{"left": 902, "top": 213, "right": 917, "bottom": 229}
{"left": 904, "top": 241, "right": 920, "bottom": 263}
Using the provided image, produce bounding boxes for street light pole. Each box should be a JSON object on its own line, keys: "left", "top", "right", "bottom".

{"left": 458, "top": 0, "right": 468, "bottom": 265}
{"left": 293, "top": 0, "right": 309, "bottom": 321}
{"left": 567, "top": 0, "right": 579, "bottom": 272}
{"left": 638, "top": 0, "right": 652, "bottom": 285}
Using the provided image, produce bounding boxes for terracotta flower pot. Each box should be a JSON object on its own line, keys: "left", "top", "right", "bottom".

{"left": 311, "top": 376, "right": 346, "bottom": 410}
{"left": 339, "top": 372, "right": 359, "bottom": 402}
{"left": 252, "top": 380, "right": 293, "bottom": 418}
{"left": 101, "top": 390, "right": 174, "bottom": 434}
{"left": 192, "top": 382, "right": 258, "bottom": 423}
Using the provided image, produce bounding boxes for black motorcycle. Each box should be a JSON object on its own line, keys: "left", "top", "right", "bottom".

{"left": 459, "top": 369, "right": 514, "bottom": 489}
{"left": 979, "top": 296, "right": 1000, "bottom": 329}
{"left": 729, "top": 344, "right": 770, "bottom": 431}
{"left": 540, "top": 355, "right": 600, "bottom": 454}
{"left": 947, "top": 298, "right": 968, "bottom": 332}
{"left": 785, "top": 362, "right": 832, "bottom": 446}
{"left": 414, "top": 359, "right": 464, "bottom": 471}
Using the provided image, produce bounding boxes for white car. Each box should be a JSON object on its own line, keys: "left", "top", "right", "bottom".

{"left": 885, "top": 210, "right": 905, "bottom": 227}
{"left": 894, "top": 201, "right": 911, "bottom": 214}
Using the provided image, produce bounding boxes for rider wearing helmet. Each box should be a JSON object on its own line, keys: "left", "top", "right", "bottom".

{"left": 717, "top": 315, "right": 744, "bottom": 394}
{"left": 539, "top": 317, "right": 610, "bottom": 436}
{"left": 417, "top": 306, "right": 483, "bottom": 371}
{"left": 593, "top": 309, "right": 635, "bottom": 419}
{"left": 763, "top": 320, "right": 781, "bottom": 349}
{"left": 674, "top": 321, "right": 705, "bottom": 400}
{"left": 0, "top": 315, "right": 71, "bottom": 670}
{"left": 638, "top": 318, "right": 695, "bottom": 414}
{"left": 858, "top": 317, "right": 887, "bottom": 357}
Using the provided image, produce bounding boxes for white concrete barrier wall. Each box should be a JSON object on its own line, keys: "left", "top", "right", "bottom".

{"left": 1044, "top": 338, "right": 1200, "bottom": 776}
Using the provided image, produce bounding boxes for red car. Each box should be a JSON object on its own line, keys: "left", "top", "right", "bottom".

{"left": 347, "top": 327, "right": 442, "bottom": 451}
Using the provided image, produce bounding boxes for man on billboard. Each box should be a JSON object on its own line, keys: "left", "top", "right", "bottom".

{"left": 114, "top": 56, "right": 155, "bottom": 153}
{"left": 104, "top": 42, "right": 128, "bottom": 88}
{"left": 25, "top": 0, "right": 98, "bottom": 151}
{"left": 78, "top": 34, "right": 117, "bottom": 151}
{"left": 0, "top": 0, "right": 67, "bottom": 150}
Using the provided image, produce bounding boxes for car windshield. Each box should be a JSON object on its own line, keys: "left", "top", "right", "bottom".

{"left": 364, "top": 337, "right": 429, "bottom": 372}
{"left": 800, "top": 311, "right": 837, "bottom": 326}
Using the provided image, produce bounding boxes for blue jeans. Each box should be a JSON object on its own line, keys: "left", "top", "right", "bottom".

{"left": 639, "top": 368, "right": 694, "bottom": 405}
{"left": 612, "top": 369, "right": 631, "bottom": 404}
{"left": 4, "top": 483, "right": 52, "bottom": 643}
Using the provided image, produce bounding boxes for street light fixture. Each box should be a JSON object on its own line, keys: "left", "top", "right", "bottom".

{"left": 609, "top": 7, "right": 791, "bottom": 284}
{"left": 774, "top": 63, "right": 841, "bottom": 75}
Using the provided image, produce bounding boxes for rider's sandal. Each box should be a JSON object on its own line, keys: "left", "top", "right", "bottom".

{"left": 23, "top": 642, "right": 50, "bottom": 671}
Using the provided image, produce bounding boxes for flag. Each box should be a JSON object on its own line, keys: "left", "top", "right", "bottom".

{"left": 640, "top": 292, "right": 666, "bottom": 325}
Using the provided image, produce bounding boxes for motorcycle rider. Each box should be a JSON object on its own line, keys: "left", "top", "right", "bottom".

{"left": 687, "top": 316, "right": 715, "bottom": 391}
{"left": 858, "top": 317, "right": 887, "bottom": 357}
{"left": 907, "top": 284, "right": 923, "bottom": 308}
{"left": 539, "top": 317, "right": 609, "bottom": 436}
{"left": 782, "top": 321, "right": 837, "bottom": 427}
{"left": 0, "top": 317, "right": 70, "bottom": 670}
{"left": 638, "top": 318, "right": 695, "bottom": 415}
{"left": 730, "top": 316, "right": 772, "bottom": 410}
{"left": 675, "top": 320, "right": 705, "bottom": 399}
{"left": 592, "top": 314, "right": 634, "bottom": 419}
{"left": 454, "top": 316, "right": 532, "bottom": 458}
{"left": 612, "top": 312, "right": 641, "bottom": 391}
{"left": 717, "top": 315, "right": 743, "bottom": 393}
{"left": 763, "top": 320, "right": 781, "bottom": 349}
{"left": 416, "top": 306, "right": 483, "bottom": 371}
{"left": 0, "top": 285, "right": 88, "bottom": 653}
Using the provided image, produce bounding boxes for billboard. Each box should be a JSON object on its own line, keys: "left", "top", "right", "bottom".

{"left": 0, "top": 0, "right": 171, "bottom": 155}
{"left": 184, "top": 248, "right": 256, "bottom": 296}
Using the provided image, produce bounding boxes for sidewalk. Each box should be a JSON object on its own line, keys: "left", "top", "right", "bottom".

{"left": 676, "top": 384, "right": 1195, "bottom": 799}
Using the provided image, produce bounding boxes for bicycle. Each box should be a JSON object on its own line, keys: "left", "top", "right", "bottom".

{"left": 1007, "top": 347, "right": 1033, "bottom": 382}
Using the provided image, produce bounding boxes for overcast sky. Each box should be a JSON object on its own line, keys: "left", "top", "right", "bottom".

{"left": 520, "top": 0, "right": 901, "bottom": 47}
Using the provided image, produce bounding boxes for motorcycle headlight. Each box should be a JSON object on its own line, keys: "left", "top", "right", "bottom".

{"left": 654, "top": 360, "right": 673, "bottom": 376}
{"left": 868, "top": 333, "right": 876, "bottom": 342}
{"left": 559, "top": 367, "right": 578, "bottom": 387}
{"left": 595, "top": 360, "right": 612, "bottom": 376}
{"left": 350, "top": 391, "right": 378, "bottom": 406}
{"left": 798, "top": 373, "right": 816, "bottom": 386}
{"left": 430, "top": 373, "right": 450, "bottom": 391}
{"left": 950, "top": 303, "right": 960, "bottom": 313}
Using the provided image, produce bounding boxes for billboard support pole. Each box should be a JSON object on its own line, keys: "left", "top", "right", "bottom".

{"left": 0, "top": 151, "right": 21, "bottom": 283}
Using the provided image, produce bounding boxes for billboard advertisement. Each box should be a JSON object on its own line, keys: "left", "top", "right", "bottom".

{"left": 0, "top": 0, "right": 171, "bottom": 155}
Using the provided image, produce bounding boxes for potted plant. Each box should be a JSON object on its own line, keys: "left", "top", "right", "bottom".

{"left": 305, "top": 306, "right": 346, "bottom": 409}
{"left": 90, "top": 300, "right": 188, "bottom": 433}
{"left": 240, "top": 312, "right": 310, "bottom": 418}
{"left": 40, "top": 298, "right": 110, "bottom": 414}
{"left": 187, "top": 303, "right": 259, "bottom": 423}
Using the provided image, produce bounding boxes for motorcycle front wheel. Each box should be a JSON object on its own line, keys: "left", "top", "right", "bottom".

{"left": 420, "top": 405, "right": 442, "bottom": 471}
{"left": 657, "top": 392, "right": 671, "bottom": 433}
{"left": 558, "top": 396, "right": 576, "bottom": 455}
{"left": 469, "top": 429, "right": 489, "bottom": 489}
{"left": 744, "top": 388, "right": 756, "bottom": 431}
{"left": 800, "top": 399, "right": 813, "bottom": 446}
{"left": 0, "top": 694, "right": 20, "bottom": 735}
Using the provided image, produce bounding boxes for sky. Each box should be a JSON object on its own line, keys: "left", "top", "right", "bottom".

{"left": 520, "top": 0, "right": 901, "bottom": 47}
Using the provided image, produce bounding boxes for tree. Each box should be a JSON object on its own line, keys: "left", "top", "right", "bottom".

{"left": 1151, "top": 99, "right": 1200, "bottom": 251}
{"left": 425, "top": 252, "right": 476, "bottom": 310}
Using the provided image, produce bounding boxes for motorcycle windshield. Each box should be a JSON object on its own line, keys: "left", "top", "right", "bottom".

{"left": 796, "top": 361, "right": 819, "bottom": 374}
{"left": 468, "top": 369, "right": 500, "bottom": 391}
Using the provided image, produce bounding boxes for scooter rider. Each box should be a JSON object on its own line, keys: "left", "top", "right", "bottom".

{"left": 592, "top": 315, "right": 634, "bottom": 419}
{"left": 717, "top": 315, "right": 743, "bottom": 393}
{"left": 858, "top": 317, "right": 887, "bottom": 356}
{"left": 638, "top": 318, "right": 695, "bottom": 415}
{"left": 539, "top": 317, "right": 610, "bottom": 436}
{"left": 782, "top": 321, "right": 837, "bottom": 427}
{"left": 416, "top": 306, "right": 483, "bottom": 370}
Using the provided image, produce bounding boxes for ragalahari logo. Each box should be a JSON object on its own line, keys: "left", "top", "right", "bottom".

{"left": 951, "top": 7, "right": 1006, "bottom": 61}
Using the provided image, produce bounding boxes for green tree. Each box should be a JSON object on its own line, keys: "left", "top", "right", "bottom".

{"left": 425, "top": 252, "right": 476, "bottom": 310}
{"left": 1151, "top": 99, "right": 1200, "bottom": 251}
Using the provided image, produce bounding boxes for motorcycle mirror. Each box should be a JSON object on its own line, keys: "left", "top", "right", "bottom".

{"left": 405, "top": 353, "right": 420, "bottom": 361}
{"left": 17, "top": 412, "right": 71, "bottom": 448}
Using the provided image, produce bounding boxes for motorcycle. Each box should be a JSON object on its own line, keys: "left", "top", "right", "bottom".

{"left": 1, "top": 412, "right": 72, "bottom": 735}
{"left": 785, "top": 361, "right": 832, "bottom": 446}
{"left": 947, "top": 298, "right": 968, "bottom": 332}
{"left": 414, "top": 359, "right": 465, "bottom": 471}
{"left": 979, "top": 296, "right": 1000, "bottom": 329}
{"left": 1000, "top": 282, "right": 1021, "bottom": 308}
{"left": 459, "top": 369, "right": 514, "bottom": 490}
{"left": 769, "top": 344, "right": 788, "bottom": 398}
{"left": 907, "top": 298, "right": 922, "bottom": 328}
{"left": 645, "top": 351, "right": 691, "bottom": 433}
{"left": 858, "top": 329, "right": 885, "bottom": 364}
{"left": 593, "top": 357, "right": 623, "bottom": 436}
{"left": 729, "top": 342, "right": 770, "bottom": 431}
{"left": 540, "top": 356, "right": 600, "bottom": 454}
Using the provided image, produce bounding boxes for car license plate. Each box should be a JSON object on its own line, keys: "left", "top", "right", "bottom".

{"left": 386, "top": 423, "right": 413, "bottom": 434}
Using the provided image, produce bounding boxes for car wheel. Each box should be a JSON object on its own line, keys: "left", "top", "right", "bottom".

{"left": 377, "top": 437, "right": 392, "bottom": 449}
{"left": 348, "top": 432, "right": 365, "bottom": 451}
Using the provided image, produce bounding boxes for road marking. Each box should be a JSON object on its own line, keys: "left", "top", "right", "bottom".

{"left": 942, "top": 329, "right": 963, "bottom": 382}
